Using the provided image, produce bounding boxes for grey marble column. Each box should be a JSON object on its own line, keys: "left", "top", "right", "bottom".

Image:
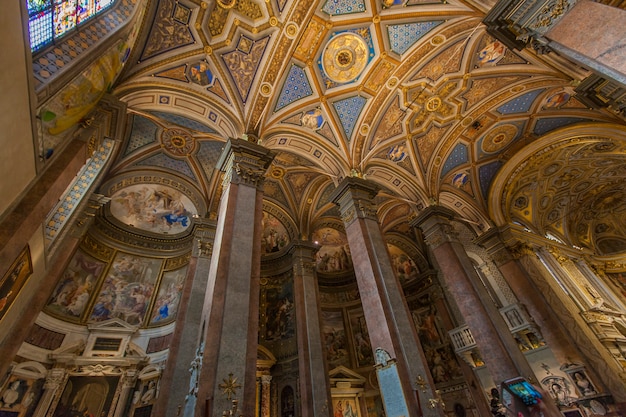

{"left": 331, "top": 177, "right": 441, "bottom": 417}
{"left": 195, "top": 138, "right": 275, "bottom": 417}
{"left": 291, "top": 241, "right": 332, "bottom": 417}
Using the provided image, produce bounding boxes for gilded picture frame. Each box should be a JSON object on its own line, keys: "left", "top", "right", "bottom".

{"left": 0, "top": 245, "right": 33, "bottom": 321}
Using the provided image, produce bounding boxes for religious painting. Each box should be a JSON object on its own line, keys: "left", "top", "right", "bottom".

{"left": 301, "top": 108, "right": 324, "bottom": 130}
{"left": 423, "top": 345, "right": 464, "bottom": 384}
{"left": 149, "top": 266, "right": 187, "bottom": 325}
{"left": 0, "top": 246, "right": 32, "bottom": 322}
{"left": 281, "top": 386, "right": 295, "bottom": 417}
{"left": 187, "top": 61, "right": 214, "bottom": 86}
{"left": 387, "top": 143, "right": 407, "bottom": 162}
{"left": 0, "top": 376, "right": 37, "bottom": 416}
{"left": 332, "top": 398, "right": 359, "bottom": 417}
{"left": 45, "top": 248, "right": 105, "bottom": 321}
{"left": 545, "top": 91, "right": 570, "bottom": 108}
{"left": 477, "top": 40, "right": 506, "bottom": 67}
{"left": 110, "top": 184, "right": 197, "bottom": 235}
{"left": 388, "top": 245, "right": 419, "bottom": 285}
{"left": 89, "top": 252, "right": 163, "bottom": 326}
{"left": 349, "top": 310, "right": 374, "bottom": 368}
{"left": 321, "top": 310, "right": 349, "bottom": 367}
{"left": 411, "top": 305, "right": 443, "bottom": 348}
{"left": 39, "top": 37, "right": 133, "bottom": 157}
{"left": 264, "top": 281, "right": 295, "bottom": 341}
{"left": 364, "top": 396, "right": 385, "bottom": 417}
{"left": 261, "top": 212, "right": 289, "bottom": 254}
{"left": 53, "top": 376, "right": 119, "bottom": 417}
{"left": 313, "top": 227, "right": 352, "bottom": 274}
{"left": 452, "top": 171, "right": 470, "bottom": 191}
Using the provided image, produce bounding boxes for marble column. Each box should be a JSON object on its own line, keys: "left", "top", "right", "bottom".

{"left": 32, "top": 368, "right": 67, "bottom": 417}
{"left": 474, "top": 228, "right": 573, "bottom": 417}
{"left": 261, "top": 375, "right": 271, "bottom": 417}
{"left": 161, "top": 219, "right": 216, "bottom": 417}
{"left": 291, "top": 241, "right": 332, "bottom": 417}
{"left": 195, "top": 138, "right": 275, "bottom": 417}
{"left": 412, "top": 206, "right": 526, "bottom": 386}
{"left": 113, "top": 369, "right": 139, "bottom": 417}
{"left": 475, "top": 228, "right": 585, "bottom": 367}
{"left": 330, "top": 177, "right": 441, "bottom": 417}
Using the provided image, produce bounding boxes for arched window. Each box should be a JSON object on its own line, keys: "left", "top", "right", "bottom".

{"left": 27, "top": 0, "right": 116, "bottom": 52}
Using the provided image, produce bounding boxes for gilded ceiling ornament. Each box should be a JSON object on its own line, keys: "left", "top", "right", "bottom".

{"left": 481, "top": 124, "right": 518, "bottom": 153}
{"left": 161, "top": 128, "right": 196, "bottom": 156}
{"left": 430, "top": 35, "right": 445, "bottom": 45}
{"left": 321, "top": 33, "right": 369, "bottom": 83}
{"left": 285, "top": 22, "right": 298, "bottom": 38}
{"left": 260, "top": 83, "right": 272, "bottom": 96}
{"left": 217, "top": 0, "right": 237, "bottom": 9}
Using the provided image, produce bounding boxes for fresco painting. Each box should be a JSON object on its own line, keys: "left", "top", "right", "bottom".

{"left": 150, "top": 266, "right": 188, "bottom": 325}
{"left": 90, "top": 253, "right": 162, "bottom": 326}
{"left": 333, "top": 398, "right": 359, "bottom": 417}
{"left": 477, "top": 40, "right": 506, "bottom": 66}
{"left": 313, "top": 227, "right": 352, "bottom": 273}
{"left": 0, "top": 246, "right": 33, "bottom": 322}
{"left": 388, "top": 245, "right": 419, "bottom": 284}
{"left": 321, "top": 310, "right": 349, "bottom": 367}
{"left": 261, "top": 212, "right": 289, "bottom": 253}
{"left": 349, "top": 311, "right": 374, "bottom": 367}
{"left": 46, "top": 249, "right": 106, "bottom": 320}
{"left": 264, "top": 282, "right": 295, "bottom": 341}
{"left": 53, "top": 376, "right": 119, "bottom": 417}
{"left": 110, "top": 184, "right": 197, "bottom": 234}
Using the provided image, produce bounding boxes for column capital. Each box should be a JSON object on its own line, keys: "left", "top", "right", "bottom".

{"left": 410, "top": 205, "right": 458, "bottom": 249}
{"left": 44, "top": 368, "right": 67, "bottom": 389}
{"left": 218, "top": 138, "right": 276, "bottom": 190}
{"left": 474, "top": 228, "right": 514, "bottom": 267}
{"left": 330, "top": 177, "right": 380, "bottom": 226}
{"left": 290, "top": 240, "right": 318, "bottom": 276}
{"left": 192, "top": 219, "right": 217, "bottom": 258}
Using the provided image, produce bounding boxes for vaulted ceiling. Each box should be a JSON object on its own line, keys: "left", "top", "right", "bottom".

{"left": 107, "top": 0, "right": 625, "bottom": 254}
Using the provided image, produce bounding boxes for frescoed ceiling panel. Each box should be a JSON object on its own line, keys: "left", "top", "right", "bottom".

{"left": 111, "top": 0, "right": 624, "bottom": 244}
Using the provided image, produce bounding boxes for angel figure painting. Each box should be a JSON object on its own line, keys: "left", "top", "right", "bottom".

{"left": 110, "top": 184, "right": 197, "bottom": 235}
{"left": 89, "top": 252, "right": 162, "bottom": 326}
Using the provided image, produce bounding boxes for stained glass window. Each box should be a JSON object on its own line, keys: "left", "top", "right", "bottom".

{"left": 27, "top": 0, "right": 115, "bottom": 52}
